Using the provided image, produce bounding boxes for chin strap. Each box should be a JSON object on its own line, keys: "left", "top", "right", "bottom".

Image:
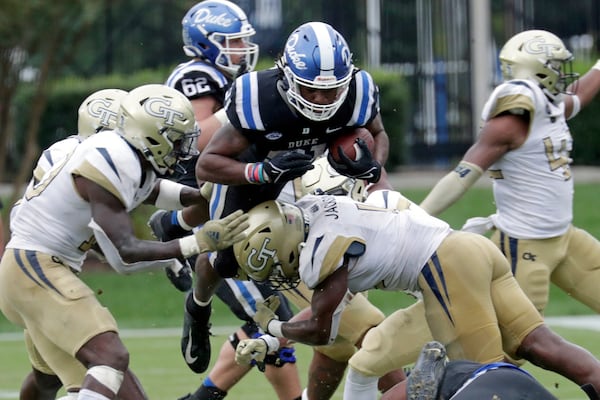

{"left": 581, "top": 384, "right": 600, "bottom": 400}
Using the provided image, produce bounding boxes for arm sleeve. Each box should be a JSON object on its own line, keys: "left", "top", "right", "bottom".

{"left": 89, "top": 219, "right": 174, "bottom": 274}
{"left": 419, "top": 160, "right": 483, "bottom": 216}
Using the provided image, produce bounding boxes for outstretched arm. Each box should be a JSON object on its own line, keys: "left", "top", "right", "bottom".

{"left": 420, "top": 113, "right": 528, "bottom": 216}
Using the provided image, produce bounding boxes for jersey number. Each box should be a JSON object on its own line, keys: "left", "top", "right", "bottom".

{"left": 181, "top": 78, "right": 211, "bottom": 97}
{"left": 543, "top": 137, "right": 571, "bottom": 180}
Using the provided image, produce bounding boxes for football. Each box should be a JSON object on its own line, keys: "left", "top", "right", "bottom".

{"left": 328, "top": 127, "right": 375, "bottom": 163}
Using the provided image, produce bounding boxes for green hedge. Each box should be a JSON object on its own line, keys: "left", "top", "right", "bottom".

{"left": 12, "top": 67, "right": 409, "bottom": 171}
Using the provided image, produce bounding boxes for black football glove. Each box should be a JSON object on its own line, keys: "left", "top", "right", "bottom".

{"left": 327, "top": 138, "right": 382, "bottom": 183}
{"left": 263, "top": 151, "right": 314, "bottom": 183}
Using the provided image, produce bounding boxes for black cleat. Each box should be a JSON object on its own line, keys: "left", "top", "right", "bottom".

{"left": 181, "top": 291, "right": 212, "bottom": 373}
{"left": 407, "top": 341, "right": 448, "bottom": 400}
{"left": 148, "top": 210, "right": 194, "bottom": 292}
{"left": 165, "top": 260, "right": 193, "bottom": 292}
{"left": 148, "top": 209, "right": 192, "bottom": 241}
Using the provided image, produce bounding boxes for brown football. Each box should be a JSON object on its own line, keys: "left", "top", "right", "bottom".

{"left": 328, "top": 127, "right": 375, "bottom": 163}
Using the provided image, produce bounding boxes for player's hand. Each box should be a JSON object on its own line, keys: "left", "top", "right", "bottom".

{"left": 253, "top": 295, "right": 280, "bottom": 332}
{"left": 263, "top": 151, "right": 314, "bottom": 183}
{"left": 196, "top": 210, "right": 249, "bottom": 252}
{"left": 235, "top": 338, "right": 268, "bottom": 366}
{"left": 236, "top": 335, "right": 281, "bottom": 372}
{"left": 327, "top": 138, "right": 382, "bottom": 183}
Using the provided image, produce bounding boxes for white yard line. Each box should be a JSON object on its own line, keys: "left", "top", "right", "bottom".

{"left": 1, "top": 316, "right": 600, "bottom": 342}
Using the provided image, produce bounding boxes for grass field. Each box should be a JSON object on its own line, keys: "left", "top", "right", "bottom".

{"left": 1, "top": 184, "right": 600, "bottom": 399}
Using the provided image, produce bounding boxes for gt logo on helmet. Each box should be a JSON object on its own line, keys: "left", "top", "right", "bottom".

{"left": 193, "top": 10, "right": 234, "bottom": 28}
{"left": 86, "top": 99, "right": 118, "bottom": 128}
{"left": 523, "top": 37, "right": 562, "bottom": 57}
{"left": 246, "top": 238, "right": 277, "bottom": 272}
{"left": 144, "top": 98, "right": 186, "bottom": 126}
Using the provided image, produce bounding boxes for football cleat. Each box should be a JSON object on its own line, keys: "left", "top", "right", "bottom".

{"left": 165, "top": 260, "right": 193, "bottom": 292}
{"left": 148, "top": 209, "right": 194, "bottom": 292}
{"left": 406, "top": 341, "right": 448, "bottom": 400}
{"left": 181, "top": 291, "right": 212, "bottom": 373}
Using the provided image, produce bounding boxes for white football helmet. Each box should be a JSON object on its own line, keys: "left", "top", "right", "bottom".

{"left": 277, "top": 22, "right": 355, "bottom": 121}
{"left": 233, "top": 200, "right": 306, "bottom": 289}
{"left": 77, "top": 88, "right": 128, "bottom": 138}
{"left": 499, "top": 29, "right": 578, "bottom": 95}
{"left": 117, "top": 84, "right": 199, "bottom": 175}
{"left": 301, "top": 156, "right": 367, "bottom": 202}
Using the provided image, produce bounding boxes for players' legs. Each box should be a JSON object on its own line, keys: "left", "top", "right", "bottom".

{"left": 180, "top": 253, "right": 222, "bottom": 373}
{"left": 419, "top": 232, "right": 504, "bottom": 362}
{"left": 20, "top": 369, "right": 63, "bottom": 400}
{"left": 490, "top": 232, "right": 600, "bottom": 397}
{"left": 0, "top": 250, "right": 145, "bottom": 400}
{"left": 20, "top": 330, "right": 69, "bottom": 400}
{"left": 491, "top": 230, "right": 557, "bottom": 314}
{"left": 552, "top": 226, "right": 600, "bottom": 312}
{"left": 517, "top": 325, "right": 600, "bottom": 397}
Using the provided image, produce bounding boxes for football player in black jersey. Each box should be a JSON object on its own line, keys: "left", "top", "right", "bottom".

{"left": 146, "top": 2, "right": 304, "bottom": 400}
{"left": 183, "top": 21, "right": 397, "bottom": 400}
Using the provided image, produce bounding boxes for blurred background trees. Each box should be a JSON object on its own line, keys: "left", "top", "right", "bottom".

{"left": 1, "top": 0, "right": 600, "bottom": 191}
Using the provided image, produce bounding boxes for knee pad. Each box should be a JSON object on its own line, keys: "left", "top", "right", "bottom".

{"left": 86, "top": 365, "right": 124, "bottom": 395}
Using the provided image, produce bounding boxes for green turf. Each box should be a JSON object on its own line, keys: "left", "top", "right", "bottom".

{"left": 0, "top": 327, "right": 597, "bottom": 399}
{"left": 1, "top": 183, "right": 600, "bottom": 398}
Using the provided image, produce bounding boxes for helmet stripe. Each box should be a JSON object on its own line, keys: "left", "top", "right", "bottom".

{"left": 312, "top": 22, "right": 335, "bottom": 76}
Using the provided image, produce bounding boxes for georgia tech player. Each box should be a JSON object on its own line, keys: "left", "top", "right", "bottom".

{"left": 0, "top": 84, "right": 248, "bottom": 400}
{"left": 232, "top": 195, "right": 600, "bottom": 400}
{"left": 420, "top": 31, "right": 600, "bottom": 323}
{"left": 175, "top": 21, "right": 393, "bottom": 400}
{"left": 15, "top": 88, "right": 127, "bottom": 400}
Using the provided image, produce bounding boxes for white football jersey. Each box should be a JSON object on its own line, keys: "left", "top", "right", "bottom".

{"left": 8, "top": 131, "right": 156, "bottom": 270}
{"left": 11, "top": 135, "right": 83, "bottom": 230}
{"left": 295, "top": 195, "right": 451, "bottom": 293}
{"left": 482, "top": 80, "right": 573, "bottom": 238}
{"left": 31, "top": 135, "right": 83, "bottom": 184}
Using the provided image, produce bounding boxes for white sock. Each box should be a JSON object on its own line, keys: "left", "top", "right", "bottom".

{"left": 77, "top": 389, "right": 111, "bottom": 400}
{"left": 193, "top": 291, "right": 212, "bottom": 307}
{"left": 57, "top": 392, "right": 79, "bottom": 400}
{"left": 343, "top": 367, "right": 379, "bottom": 400}
{"left": 176, "top": 210, "right": 194, "bottom": 231}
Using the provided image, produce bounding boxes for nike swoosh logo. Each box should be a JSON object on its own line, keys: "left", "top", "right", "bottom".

{"left": 184, "top": 328, "right": 198, "bottom": 364}
{"left": 325, "top": 127, "right": 342, "bottom": 134}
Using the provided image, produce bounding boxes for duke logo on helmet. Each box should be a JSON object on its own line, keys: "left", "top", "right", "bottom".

{"left": 285, "top": 34, "right": 307, "bottom": 70}
{"left": 193, "top": 10, "right": 234, "bottom": 28}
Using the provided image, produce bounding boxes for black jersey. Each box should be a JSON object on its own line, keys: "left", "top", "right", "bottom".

{"left": 166, "top": 59, "right": 230, "bottom": 105}
{"left": 224, "top": 67, "right": 380, "bottom": 161}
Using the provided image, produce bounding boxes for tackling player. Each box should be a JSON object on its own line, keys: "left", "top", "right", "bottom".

{"left": 232, "top": 193, "right": 600, "bottom": 400}
{"left": 0, "top": 84, "right": 248, "bottom": 400}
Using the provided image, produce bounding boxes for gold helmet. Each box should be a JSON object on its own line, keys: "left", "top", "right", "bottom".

{"left": 499, "top": 29, "right": 578, "bottom": 95}
{"left": 233, "top": 200, "right": 306, "bottom": 289}
{"left": 301, "top": 156, "right": 367, "bottom": 201}
{"left": 77, "top": 88, "right": 128, "bottom": 138}
{"left": 117, "top": 84, "right": 199, "bottom": 175}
